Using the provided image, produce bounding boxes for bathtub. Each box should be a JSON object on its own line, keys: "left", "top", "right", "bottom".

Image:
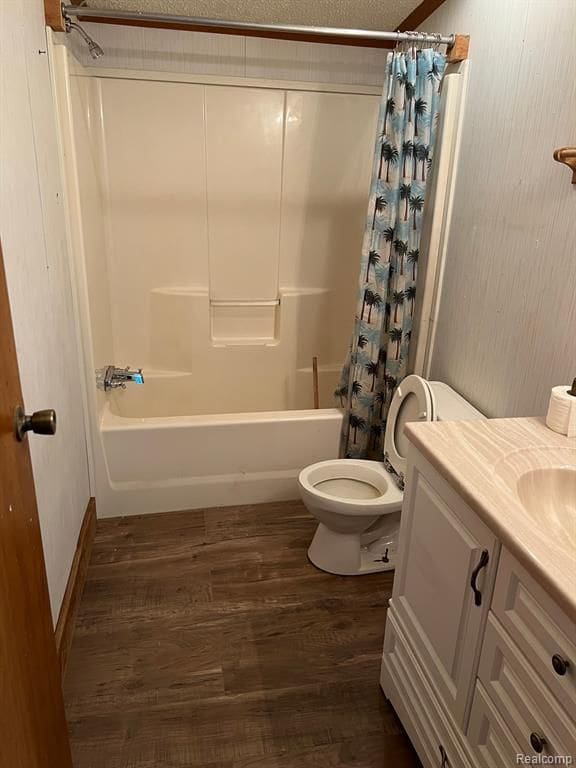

{"left": 95, "top": 378, "right": 343, "bottom": 517}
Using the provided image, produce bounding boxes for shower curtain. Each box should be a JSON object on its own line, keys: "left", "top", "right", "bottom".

{"left": 336, "top": 47, "right": 446, "bottom": 458}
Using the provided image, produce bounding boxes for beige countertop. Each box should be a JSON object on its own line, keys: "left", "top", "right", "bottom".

{"left": 405, "top": 417, "right": 576, "bottom": 620}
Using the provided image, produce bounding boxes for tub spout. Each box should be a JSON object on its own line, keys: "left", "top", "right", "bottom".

{"left": 96, "top": 365, "right": 145, "bottom": 391}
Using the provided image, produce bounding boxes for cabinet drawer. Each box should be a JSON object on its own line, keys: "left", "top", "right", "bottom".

{"left": 478, "top": 614, "right": 576, "bottom": 761}
{"left": 468, "top": 680, "right": 522, "bottom": 767}
{"left": 382, "top": 609, "right": 476, "bottom": 768}
{"left": 492, "top": 548, "right": 576, "bottom": 715}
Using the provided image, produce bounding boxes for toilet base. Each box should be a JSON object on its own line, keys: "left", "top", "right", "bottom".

{"left": 307, "top": 522, "right": 398, "bottom": 576}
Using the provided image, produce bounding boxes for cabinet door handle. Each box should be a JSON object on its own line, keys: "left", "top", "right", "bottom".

{"left": 530, "top": 732, "right": 547, "bottom": 754}
{"left": 470, "top": 549, "right": 489, "bottom": 606}
{"left": 439, "top": 744, "right": 450, "bottom": 767}
{"left": 552, "top": 654, "right": 570, "bottom": 676}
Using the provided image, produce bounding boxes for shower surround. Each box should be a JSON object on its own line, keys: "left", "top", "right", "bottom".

{"left": 52, "top": 40, "right": 380, "bottom": 515}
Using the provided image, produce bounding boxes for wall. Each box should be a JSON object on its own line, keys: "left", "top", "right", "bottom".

{"left": 63, "top": 22, "right": 388, "bottom": 86}
{"left": 0, "top": 0, "right": 91, "bottom": 622}
{"left": 66, "top": 74, "right": 114, "bottom": 372}
{"left": 420, "top": 0, "right": 576, "bottom": 417}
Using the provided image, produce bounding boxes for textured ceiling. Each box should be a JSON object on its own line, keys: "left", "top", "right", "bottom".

{"left": 80, "top": 0, "right": 422, "bottom": 32}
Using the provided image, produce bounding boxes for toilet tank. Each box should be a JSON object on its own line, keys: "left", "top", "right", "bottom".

{"left": 428, "top": 381, "right": 485, "bottom": 421}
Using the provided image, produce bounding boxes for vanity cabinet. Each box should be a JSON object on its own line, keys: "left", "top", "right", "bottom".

{"left": 390, "top": 454, "right": 498, "bottom": 726}
{"left": 381, "top": 445, "right": 576, "bottom": 768}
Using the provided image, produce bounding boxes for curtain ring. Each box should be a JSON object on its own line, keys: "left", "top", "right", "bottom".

{"left": 417, "top": 30, "right": 424, "bottom": 55}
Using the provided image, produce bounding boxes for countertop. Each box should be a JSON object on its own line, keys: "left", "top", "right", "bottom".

{"left": 404, "top": 417, "right": 576, "bottom": 620}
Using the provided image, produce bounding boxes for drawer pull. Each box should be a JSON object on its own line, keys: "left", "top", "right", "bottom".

{"left": 439, "top": 744, "right": 450, "bottom": 767}
{"left": 552, "top": 654, "right": 570, "bottom": 676}
{"left": 470, "top": 549, "right": 489, "bottom": 606}
{"left": 530, "top": 732, "right": 547, "bottom": 754}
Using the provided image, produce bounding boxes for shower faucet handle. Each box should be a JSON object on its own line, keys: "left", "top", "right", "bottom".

{"left": 96, "top": 365, "right": 145, "bottom": 391}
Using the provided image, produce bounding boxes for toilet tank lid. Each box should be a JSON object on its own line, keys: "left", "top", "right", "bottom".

{"left": 427, "top": 381, "right": 485, "bottom": 421}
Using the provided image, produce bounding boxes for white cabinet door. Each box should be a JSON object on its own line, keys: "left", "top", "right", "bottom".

{"left": 391, "top": 451, "right": 499, "bottom": 726}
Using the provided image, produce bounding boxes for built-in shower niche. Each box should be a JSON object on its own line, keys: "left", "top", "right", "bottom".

{"left": 210, "top": 299, "right": 279, "bottom": 346}
{"left": 148, "top": 285, "right": 344, "bottom": 410}
{"left": 149, "top": 288, "right": 282, "bottom": 358}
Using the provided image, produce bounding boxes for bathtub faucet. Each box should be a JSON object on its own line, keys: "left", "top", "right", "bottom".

{"left": 96, "top": 365, "right": 145, "bottom": 391}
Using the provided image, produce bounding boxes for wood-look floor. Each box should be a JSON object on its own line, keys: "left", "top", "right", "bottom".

{"left": 64, "top": 501, "right": 420, "bottom": 768}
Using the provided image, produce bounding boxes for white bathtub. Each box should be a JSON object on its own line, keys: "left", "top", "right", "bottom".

{"left": 96, "top": 390, "right": 342, "bottom": 517}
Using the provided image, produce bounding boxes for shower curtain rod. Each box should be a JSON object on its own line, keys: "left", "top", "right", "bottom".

{"left": 61, "top": 5, "right": 469, "bottom": 59}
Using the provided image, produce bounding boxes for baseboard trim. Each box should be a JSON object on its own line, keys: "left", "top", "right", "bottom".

{"left": 55, "top": 497, "right": 96, "bottom": 677}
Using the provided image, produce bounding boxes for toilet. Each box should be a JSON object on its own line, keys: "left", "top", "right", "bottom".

{"left": 298, "top": 375, "right": 485, "bottom": 576}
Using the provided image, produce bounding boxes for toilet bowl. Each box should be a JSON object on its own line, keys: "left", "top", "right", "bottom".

{"left": 299, "top": 459, "right": 403, "bottom": 575}
{"left": 298, "top": 375, "right": 485, "bottom": 576}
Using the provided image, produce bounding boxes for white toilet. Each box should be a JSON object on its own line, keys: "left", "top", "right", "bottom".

{"left": 298, "top": 375, "right": 485, "bottom": 576}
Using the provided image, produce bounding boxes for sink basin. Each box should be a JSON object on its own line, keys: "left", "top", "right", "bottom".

{"left": 495, "top": 447, "right": 576, "bottom": 549}
{"left": 516, "top": 467, "right": 576, "bottom": 548}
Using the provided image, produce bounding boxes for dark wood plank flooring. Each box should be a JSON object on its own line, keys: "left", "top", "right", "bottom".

{"left": 64, "top": 501, "right": 420, "bottom": 767}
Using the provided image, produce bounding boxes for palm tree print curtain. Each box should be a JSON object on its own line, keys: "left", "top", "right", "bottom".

{"left": 336, "top": 48, "right": 446, "bottom": 458}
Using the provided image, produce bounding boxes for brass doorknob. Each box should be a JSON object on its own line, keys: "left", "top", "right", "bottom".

{"left": 14, "top": 406, "right": 57, "bottom": 441}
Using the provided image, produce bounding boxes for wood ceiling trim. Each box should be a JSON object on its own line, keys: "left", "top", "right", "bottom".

{"left": 397, "top": 0, "right": 448, "bottom": 32}
{"left": 44, "top": 0, "right": 66, "bottom": 31}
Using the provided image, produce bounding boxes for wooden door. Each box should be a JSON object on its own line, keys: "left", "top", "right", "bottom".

{"left": 390, "top": 454, "right": 498, "bottom": 727}
{"left": 0, "top": 242, "right": 73, "bottom": 767}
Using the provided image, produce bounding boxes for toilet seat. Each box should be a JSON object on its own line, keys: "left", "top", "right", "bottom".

{"left": 299, "top": 459, "right": 403, "bottom": 513}
{"left": 299, "top": 375, "right": 435, "bottom": 515}
{"left": 384, "top": 374, "right": 435, "bottom": 483}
